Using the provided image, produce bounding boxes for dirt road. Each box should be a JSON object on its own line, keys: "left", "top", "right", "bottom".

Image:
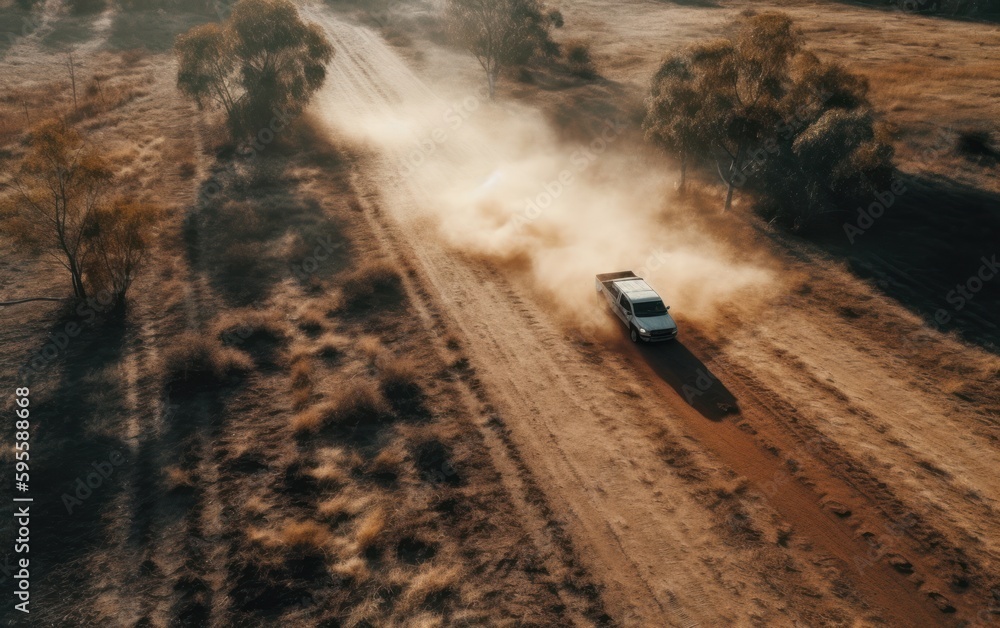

{"left": 306, "top": 7, "right": 1000, "bottom": 626}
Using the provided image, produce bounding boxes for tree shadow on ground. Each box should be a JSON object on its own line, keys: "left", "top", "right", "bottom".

{"left": 186, "top": 149, "right": 354, "bottom": 308}
{"left": 16, "top": 307, "right": 132, "bottom": 616}
{"left": 810, "top": 174, "right": 1000, "bottom": 353}
{"left": 824, "top": 0, "right": 999, "bottom": 24}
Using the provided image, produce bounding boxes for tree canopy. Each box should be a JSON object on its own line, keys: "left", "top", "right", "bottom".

{"left": 644, "top": 10, "right": 893, "bottom": 229}
{"left": 447, "top": 0, "right": 556, "bottom": 98}
{"left": 3, "top": 120, "right": 159, "bottom": 306}
{"left": 175, "top": 0, "right": 334, "bottom": 139}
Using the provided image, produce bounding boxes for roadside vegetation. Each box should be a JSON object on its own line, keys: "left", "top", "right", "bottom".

{"left": 446, "top": 0, "right": 560, "bottom": 98}
{"left": 2, "top": 115, "right": 160, "bottom": 309}
{"left": 175, "top": 0, "right": 334, "bottom": 140}
{"left": 643, "top": 10, "right": 893, "bottom": 230}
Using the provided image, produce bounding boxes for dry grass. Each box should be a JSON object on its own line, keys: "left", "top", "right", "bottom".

{"left": 332, "top": 555, "right": 369, "bottom": 583}
{"left": 163, "top": 466, "right": 194, "bottom": 492}
{"left": 330, "top": 378, "right": 391, "bottom": 420}
{"left": 291, "top": 405, "right": 326, "bottom": 433}
{"left": 357, "top": 334, "right": 384, "bottom": 362}
{"left": 316, "top": 332, "right": 350, "bottom": 361}
{"left": 307, "top": 447, "right": 355, "bottom": 486}
{"left": 355, "top": 506, "right": 387, "bottom": 551}
{"left": 296, "top": 306, "right": 327, "bottom": 335}
{"left": 212, "top": 308, "right": 289, "bottom": 347}
{"left": 399, "top": 565, "right": 461, "bottom": 614}
{"left": 318, "top": 493, "right": 370, "bottom": 520}
{"left": 244, "top": 494, "right": 271, "bottom": 518}
{"left": 291, "top": 385, "right": 312, "bottom": 411}
{"left": 68, "top": 75, "right": 147, "bottom": 124}
{"left": 377, "top": 354, "right": 422, "bottom": 400}
{"left": 341, "top": 259, "right": 404, "bottom": 310}
{"left": 119, "top": 48, "right": 147, "bottom": 67}
{"left": 162, "top": 332, "right": 253, "bottom": 392}
{"left": 290, "top": 357, "right": 314, "bottom": 390}
{"left": 291, "top": 379, "right": 390, "bottom": 434}
{"left": 370, "top": 443, "right": 408, "bottom": 477}
{"left": 250, "top": 519, "right": 334, "bottom": 554}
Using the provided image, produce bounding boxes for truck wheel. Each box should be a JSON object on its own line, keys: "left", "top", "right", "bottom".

{"left": 630, "top": 327, "right": 639, "bottom": 343}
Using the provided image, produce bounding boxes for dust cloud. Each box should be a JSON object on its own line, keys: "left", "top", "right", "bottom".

{"left": 325, "top": 57, "right": 775, "bottom": 332}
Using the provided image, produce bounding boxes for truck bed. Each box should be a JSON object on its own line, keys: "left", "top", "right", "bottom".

{"left": 596, "top": 271, "right": 638, "bottom": 285}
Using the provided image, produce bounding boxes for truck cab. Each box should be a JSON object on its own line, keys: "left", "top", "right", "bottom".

{"left": 596, "top": 271, "right": 678, "bottom": 343}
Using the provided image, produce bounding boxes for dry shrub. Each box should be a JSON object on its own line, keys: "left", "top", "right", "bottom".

{"left": 296, "top": 306, "right": 326, "bottom": 335}
{"left": 290, "top": 358, "right": 313, "bottom": 390}
{"left": 119, "top": 48, "right": 146, "bottom": 67}
{"left": 0, "top": 81, "right": 62, "bottom": 146}
{"left": 316, "top": 332, "right": 349, "bottom": 361}
{"left": 356, "top": 335, "right": 384, "bottom": 362}
{"left": 399, "top": 566, "right": 460, "bottom": 614}
{"left": 163, "top": 466, "right": 194, "bottom": 492}
{"left": 319, "top": 494, "right": 369, "bottom": 520}
{"left": 163, "top": 332, "right": 253, "bottom": 393}
{"left": 369, "top": 443, "right": 408, "bottom": 479}
{"left": 291, "top": 379, "right": 390, "bottom": 434}
{"left": 565, "top": 40, "right": 596, "bottom": 79}
{"left": 341, "top": 260, "right": 403, "bottom": 311}
{"left": 377, "top": 354, "right": 421, "bottom": 402}
{"left": 355, "top": 506, "right": 386, "bottom": 551}
{"left": 291, "top": 386, "right": 312, "bottom": 411}
{"left": 213, "top": 309, "right": 289, "bottom": 349}
{"left": 68, "top": 77, "right": 145, "bottom": 123}
{"left": 292, "top": 405, "right": 326, "bottom": 433}
{"left": 332, "top": 555, "right": 369, "bottom": 583}
{"left": 251, "top": 520, "right": 333, "bottom": 554}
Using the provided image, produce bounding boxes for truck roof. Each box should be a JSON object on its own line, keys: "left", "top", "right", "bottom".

{"left": 614, "top": 279, "right": 661, "bottom": 302}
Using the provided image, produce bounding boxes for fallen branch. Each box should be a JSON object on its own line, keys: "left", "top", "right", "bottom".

{"left": 0, "top": 296, "right": 68, "bottom": 307}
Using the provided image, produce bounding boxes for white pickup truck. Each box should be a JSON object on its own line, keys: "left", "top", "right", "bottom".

{"left": 596, "top": 271, "right": 678, "bottom": 343}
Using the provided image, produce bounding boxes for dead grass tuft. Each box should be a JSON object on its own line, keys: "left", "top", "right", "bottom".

{"left": 213, "top": 309, "right": 289, "bottom": 350}
{"left": 316, "top": 332, "right": 349, "bottom": 361}
{"left": 296, "top": 306, "right": 326, "bottom": 335}
{"left": 251, "top": 519, "right": 333, "bottom": 554}
{"left": 291, "top": 404, "right": 326, "bottom": 434}
{"left": 290, "top": 358, "right": 314, "bottom": 390}
{"left": 377, "top": 354, "right": 422, "bottom": 402}
{"left": 307, "top": 448, "right": 352, "bottom": 486}
{"left": 319, "top": 493, "right": 370, "bottom": 520}
{"left": 291, "top": 386, "right": 312, "bottom": 411}
{"left": 291, "top": 379, "right": 390, "bottom": 434}
{"left": 332, "top": 555, "right": 369, "bottom": 584}
{"left": 341, "top": 259, "right": 404, "bottom": 311}
{"left": 399, "top": 565, "right": 461, "bottom": 614}
{"left": 355, "top": 506, "right": 387, "bottom": 551}
{"left": 119, "top": 48, "right": 146, "bottom": 67}
{"left": 244, "top": 495, "right": 271, "bottom": 518}
{"left": 163, "top": 332, "right": 253, "bottom": 394}
{"left": 369, "top": 443, "right": 408, "bottom": 479}
{"left": 357, "top": 334, "right": 384, "bottom": 362}
{"left": 163, "top": 466, "right": 194, "bottom": 492}
{"left": 330, "top": 379, "right": 391, "bottom": 421}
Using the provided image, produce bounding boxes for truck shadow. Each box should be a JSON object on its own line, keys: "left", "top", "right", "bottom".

{"left": 633, "top": 339, "right": 740, "bottom": 422}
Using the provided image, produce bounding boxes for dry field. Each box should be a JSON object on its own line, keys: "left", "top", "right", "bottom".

{"left": 1, "top": 0, "right": 999, "bottom": 626}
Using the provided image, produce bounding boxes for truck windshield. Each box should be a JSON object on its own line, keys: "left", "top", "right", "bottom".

{"left": 633, "top": 300, "right": 668, "bottom": 316}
